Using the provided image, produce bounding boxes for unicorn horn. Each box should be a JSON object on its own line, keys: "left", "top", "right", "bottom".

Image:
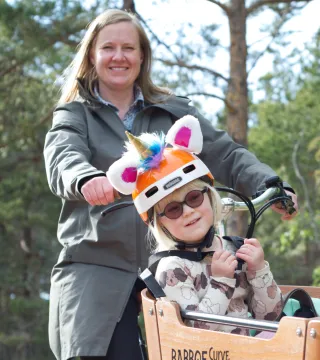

{"left": 125, "top": 131, "right": 152, "bottom": 159}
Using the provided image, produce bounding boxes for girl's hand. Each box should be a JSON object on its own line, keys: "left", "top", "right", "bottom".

{"left": 211, "top": 250, "right": 238, "bottom": 279}
{"left": 81, "top": 176, "right": 119, "bottom": 206}
{"left": 236, "top": 238, "right": 265, "bottom": 271}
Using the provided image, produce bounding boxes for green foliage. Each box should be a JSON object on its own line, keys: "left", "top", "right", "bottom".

{"left": 312, "top": 267, "right": 320, "bottom": 286}
{"left": 0, "top": 1, "right": 319, "bottom": 358}
{"left": 0, "top": 1, "right": 110, "bottom": 358}
{"left": 0, "top": 296, "right": 53, "bottom": 359}
{"left": 250, "top": 33, "right": 320, "bottom": 286}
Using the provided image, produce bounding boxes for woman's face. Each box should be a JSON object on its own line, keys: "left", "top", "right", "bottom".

{"left": 157, "top": 186, "right": 214, "bottom": 243}
{"left": 90, "top": 21, "right": 143, "bottom": 96}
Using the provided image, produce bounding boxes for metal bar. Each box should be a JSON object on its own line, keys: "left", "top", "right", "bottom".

{"left": 236, "top": 188, "right": 280, "bottom": 210}
{"left": 181, "top": 310, "right": 279, "bottom": 332}
{"left": 221, "top": 187, "right": 280, "bottom": 211}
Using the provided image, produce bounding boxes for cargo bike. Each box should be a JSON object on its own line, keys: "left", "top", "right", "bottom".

{"left": 139, "top": 178, "right": 320, "bottom": 360}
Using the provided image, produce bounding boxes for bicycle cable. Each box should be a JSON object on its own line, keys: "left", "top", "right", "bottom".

{"left": 215, "top": 186, "right": 256, "bottom": 238}
{"left": 255, "top": 195, "right": 294, "bottom": 222}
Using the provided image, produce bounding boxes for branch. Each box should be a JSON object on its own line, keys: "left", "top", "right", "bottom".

{"left": 0, "top": 62, "right": 23, "bottom": 78}
{"left": 1, "top": 15, "right": 87, "bottom": 75}
{"left": 185, "top": 92, "right": 236, "bottom": 112}
{"left": 0, "top": 222, "right": 7, "bottom": 235}
{"left": 121, "top": 0, "right": 136, "bottom": 12}
{"left": 136, "top": 10, "right": 230, "bottom": 83}
{"left": 0, "top": 107, "right": 54, "bottom": 151}
{"left": 248, "top": 33, "right": 274, "bottom": 48}
{"left": 292, "top": 133, "right": 319, "bottom": 243}
{"left": 248, "top": 40, "right": 275, "bottom": 76}
{"left": 206, "top": 0, "right": 231, "bottom": 15}
{"left": 38, "top": 107, "right": 55, "bottom": 126}
{"left": 135, "top": 11, "right": 180, "bottom": 62}
{"left": 247, "top": 11, "right": 291, "bottom": 75}
{"left": 247, "top": 0, "right": 311, "bottom": 16}
{"left": 155, "top": 58, "right": 229, "bottom": 83}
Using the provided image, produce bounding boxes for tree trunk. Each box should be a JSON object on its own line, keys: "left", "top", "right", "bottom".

{"left": 226, "top": 0, "right": 249, "bottom": 236}
{"left": 122, "top": 0, "right": 136, "bottom": 12}
{"left": 22, "top": 227, "right": 32, "bottom": 297}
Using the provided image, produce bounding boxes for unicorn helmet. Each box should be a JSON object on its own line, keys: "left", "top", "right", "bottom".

{"left": 107, "top": 115, "right": 214, "bottom": 223}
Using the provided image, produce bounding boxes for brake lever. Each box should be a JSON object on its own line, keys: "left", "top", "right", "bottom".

{"left": 282, "top": 195, "right": 296, "bottom": 215}
{"left": 271, "top": 193, "right": 296, "bottom": 215}
{"left": 265, "top": 176, "right": 296, "bottom": 215}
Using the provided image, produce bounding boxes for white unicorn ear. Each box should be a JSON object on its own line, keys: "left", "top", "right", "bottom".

{"left": 166, "top": 115, "right": 203, "bottom": 154}
{"left": 107, "top": 156, "right": 139, "bottom": 195}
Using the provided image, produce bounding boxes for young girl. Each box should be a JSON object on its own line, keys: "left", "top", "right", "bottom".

{"left": 108, "top": 115, "right": 283, "bottom": 335}
{"left": 151, "top": 179, "right": 283, "bottom": 335}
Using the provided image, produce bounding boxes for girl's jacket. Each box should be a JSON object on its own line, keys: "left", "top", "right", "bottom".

{"left": 155, "top": 237, "right": 282, "bottom": 335}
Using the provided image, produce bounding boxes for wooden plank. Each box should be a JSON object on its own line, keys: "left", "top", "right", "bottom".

{"left": 305, "top": 318, "right": 320, "bottom": 360}
{"left": 156, "top": 298, "right": 309, "bottom": 360}
{"left": 141, "top": 289, "right": 162, "bottom": 360}
{"left": 279, "top": 285, "right": 320, "bottom": 299}
{"left": 141, "top": 286, "right": 320, "bottom": 359}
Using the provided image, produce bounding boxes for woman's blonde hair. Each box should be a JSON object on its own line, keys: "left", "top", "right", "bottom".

{"left": 58, "top": 9, "right": 171, "bottom": 105}
{"left": 147, "top": 179, "right": 222, "bottom": 253}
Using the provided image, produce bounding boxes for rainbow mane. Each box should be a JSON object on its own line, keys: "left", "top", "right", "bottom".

{"left": 139, "top": 133, "right": 165, "bottom": 171}
{"left": 123, "top": 132, "right": 166, "bottom": 173}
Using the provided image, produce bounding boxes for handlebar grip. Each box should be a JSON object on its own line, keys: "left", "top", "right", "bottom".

{"left": 252, "top": 190, "right": 265, "bottom": 199}
{"left": 252, "top": 176, "right": 284, "bottom": 199}
{"left": 265, "top": 176, "right": 282, "bottom": 189}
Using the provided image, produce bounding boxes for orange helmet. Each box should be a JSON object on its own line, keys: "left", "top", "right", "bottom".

{"left": 107, "top": 115, "right": 214, "bottom": 223}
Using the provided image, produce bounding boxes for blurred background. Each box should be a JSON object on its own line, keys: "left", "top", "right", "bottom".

{"left": 0, "top": 0, "right": 319, "bottom": 358}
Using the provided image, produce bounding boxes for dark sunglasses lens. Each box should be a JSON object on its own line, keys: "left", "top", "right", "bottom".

{"left": 163, "top": 190, "right": 205, "bottom": 219}
{"left": 164, "top": 202, "right": 183, "bottom": 219}
{"left": 185, "top": 190, "right": 204, "bottom": 208}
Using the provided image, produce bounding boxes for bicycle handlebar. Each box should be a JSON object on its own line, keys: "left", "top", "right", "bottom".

{"left": 221, "top": 187, "right": 282, "bottom": 212}
{"left": 217, "top": 178, "right": 296, "bottom": 238}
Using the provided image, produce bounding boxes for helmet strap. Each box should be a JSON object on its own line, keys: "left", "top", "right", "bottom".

{"left": 160, "top": 225, "right": 216, "bottom": 255}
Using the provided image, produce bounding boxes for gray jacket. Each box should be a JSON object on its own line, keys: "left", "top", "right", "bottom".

{"left": 44, "top": 94, "right": 280, "bottom": 273}
{"left": 44, "top": 93, "right": 285, "bottom": 359}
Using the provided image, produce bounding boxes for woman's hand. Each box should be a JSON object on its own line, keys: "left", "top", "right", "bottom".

{"left": 211, "top": 250, "right": 238, "bottom": 279}
{"left": 236, "top": 238, "right": 265, "bottom": 271}
{"left": 81, "top": 176, "right": 119, "bottom": 206}
{"left": 271, "top": 190, "right": 298, "bottom": 220}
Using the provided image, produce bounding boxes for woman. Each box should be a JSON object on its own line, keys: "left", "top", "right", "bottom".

{"left": 43, "top": 9, "right": 297, "bottom": 360}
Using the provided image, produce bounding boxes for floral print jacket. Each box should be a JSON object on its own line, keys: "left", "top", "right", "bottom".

{"left": 155, "top": 238, "right": 283, "bottom": 335}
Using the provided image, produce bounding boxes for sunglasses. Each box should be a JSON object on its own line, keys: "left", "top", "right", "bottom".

{"left": 157, "top": 187, "right": 209, "bottom": 220}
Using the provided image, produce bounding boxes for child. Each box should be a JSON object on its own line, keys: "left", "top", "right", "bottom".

{"left": 108, "top": 115, "right": 283, "bottom": 335}
{"left": 151, "top": 179, "right": 283, "bottom": 335}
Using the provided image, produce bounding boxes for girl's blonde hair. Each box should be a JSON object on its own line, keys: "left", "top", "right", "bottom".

{"left": 58, "top": 9, "right": 171, "bottom": 105}
{"left": 147, "top": 179, "right": 222, "bottom": 253}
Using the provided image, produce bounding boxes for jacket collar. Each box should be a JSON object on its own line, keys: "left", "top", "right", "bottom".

{"left": 76, "top": 79, "right": 193, "bottom": 139}
{"left": 93, "top": 83, "right": 145, "bottom": 112}
{"left": 76, "top": 78, "right": 192, "bottom": 115}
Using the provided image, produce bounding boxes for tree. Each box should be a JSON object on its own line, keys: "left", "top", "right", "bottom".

{"left": 1, "top": 0, "right": 318, "bottom": 357}
{"left": 138, "top": 0, "right": 314, "bottom": 235}
{"left": 0, "top": 1, "right": 113, "bottom": 358}
{"left": 248, "top": 32, "right": 320, "bottom": 284}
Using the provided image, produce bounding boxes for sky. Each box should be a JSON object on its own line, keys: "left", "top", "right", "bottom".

{"left": 130, "top": 0, "right": 320, "bottom": 120}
